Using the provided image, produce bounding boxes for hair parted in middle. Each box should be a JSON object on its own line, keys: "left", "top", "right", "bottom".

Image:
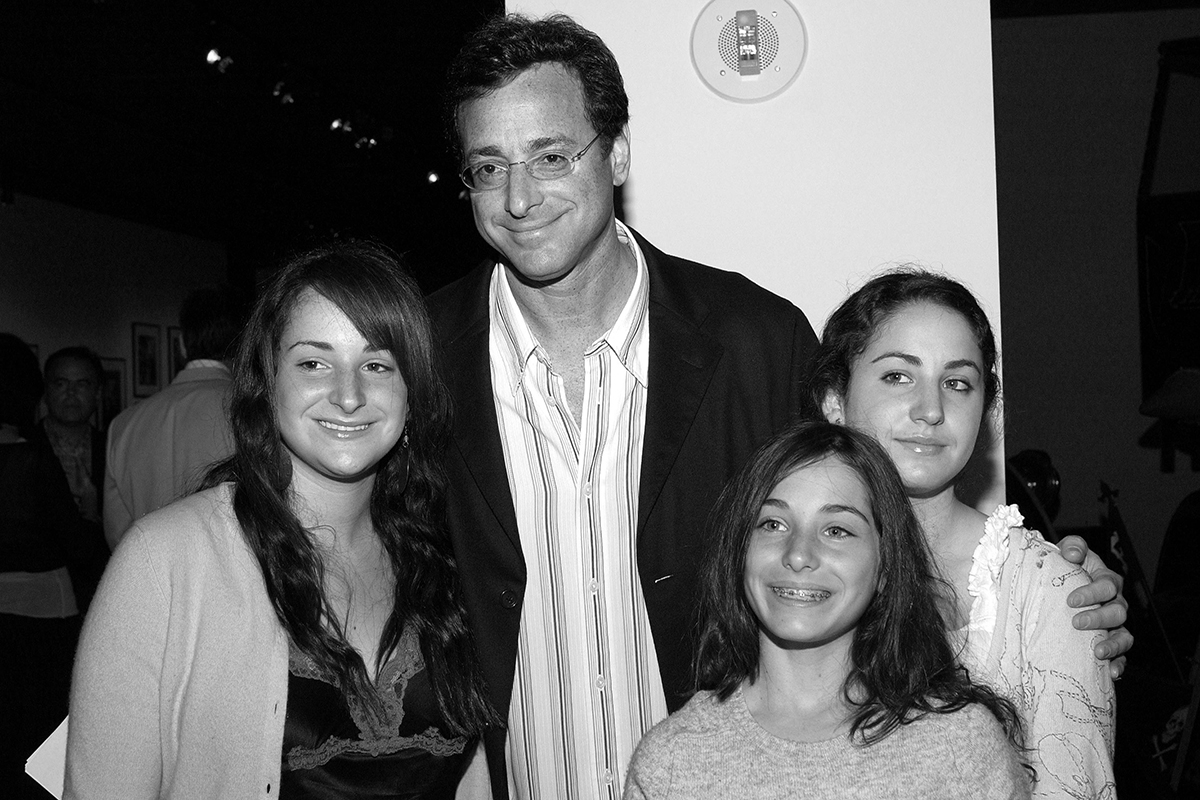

{"left": 694, "top": 419, "right": 1023, "bottom": 748}
{"left": 204, "top": 238, "right": 497, "bottom": 735}
{"left": 443, "top": 12, "right": 630, "bottom": 161}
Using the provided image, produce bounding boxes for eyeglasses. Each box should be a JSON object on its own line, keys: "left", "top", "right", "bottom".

{"left": 459, "top": 132, "right": 603, "bottom": 192}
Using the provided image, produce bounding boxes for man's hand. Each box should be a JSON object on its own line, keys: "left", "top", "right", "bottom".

{"left": 1058, "top": 534, "right": 1132, "bottom": 679}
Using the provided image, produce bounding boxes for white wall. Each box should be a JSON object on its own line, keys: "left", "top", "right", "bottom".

{"left": 512, "top": 0, "right": 1004, "bottom": 508}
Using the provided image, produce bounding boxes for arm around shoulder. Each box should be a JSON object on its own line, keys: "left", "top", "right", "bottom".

{"left": 1016, "top": 545, "right": 1116, "bottom": 798}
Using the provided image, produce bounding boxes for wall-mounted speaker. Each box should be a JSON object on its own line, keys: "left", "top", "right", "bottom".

{"left": 690, "top": 1, "right": 807, "bottom": 103}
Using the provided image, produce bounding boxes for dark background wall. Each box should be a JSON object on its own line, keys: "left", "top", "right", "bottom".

{"left": 994, "top": 8, "right": 1200, "bottom": 586}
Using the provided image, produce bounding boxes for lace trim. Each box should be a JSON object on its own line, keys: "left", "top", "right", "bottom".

{"left": 962, "top": 504, "right": 1058, "bottom": 666}
{"left": 961, "top": 504, "right": 1021, "bottom": 665}
{"left": 285, "top": 725, "right": 468, "bottom": 771}
{"left": 284, "top": 625, "right": 468, "bottom": 770}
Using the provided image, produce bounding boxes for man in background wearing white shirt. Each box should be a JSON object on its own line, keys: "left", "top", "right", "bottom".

{"left": 103, "top": 285, "right": 243, "bottom": 547}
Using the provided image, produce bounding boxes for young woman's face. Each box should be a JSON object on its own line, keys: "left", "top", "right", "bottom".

{"left": 743, "top": 457, "right": 881, "bottom": 653}
{"left": 824, "top": 301, "right": 986, "bottom": 500}
{"left": 274, "top": 290, "right": 408, "bottom": 488}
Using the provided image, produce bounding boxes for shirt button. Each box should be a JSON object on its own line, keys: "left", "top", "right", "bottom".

{"left": 595, "top": 675, "right": 607, "bottom": 689}
{"left": 604, "top": 770, "right": 614, "bottom": 784}
{"left": 588, "top": 579, "right": 598, "bottom": 594}
{"left": 500, "top": 589, "right": 520, "bottom": 609}
{"left": 583, "top": 482, "right": 592, "bottom": 498}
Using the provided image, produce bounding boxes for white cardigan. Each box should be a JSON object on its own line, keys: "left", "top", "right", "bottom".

{"left": 66, "top": 484, "right": 290, "bottom": 800}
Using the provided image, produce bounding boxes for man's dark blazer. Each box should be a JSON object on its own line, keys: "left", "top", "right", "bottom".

{"left": 426, "top": 228, "right": 817, "bottom": 796}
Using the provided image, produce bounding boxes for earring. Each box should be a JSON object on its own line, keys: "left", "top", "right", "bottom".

{"left": 396, "top": 426, "right": 411, "bottom": 493}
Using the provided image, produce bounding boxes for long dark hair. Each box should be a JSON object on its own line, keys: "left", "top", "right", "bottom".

{"left": 694, "top": 420, "right": 1022, "bottom": 747}
{"left": 807, "top": 268, "right": 1001, "bottom": 418}
{"left": 205, "top": 239, "right": 497, "bottom": 735}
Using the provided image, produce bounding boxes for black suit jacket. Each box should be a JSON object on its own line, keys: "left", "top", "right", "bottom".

{"left": 427, "top": 229, "right": 817, "bottom": 796}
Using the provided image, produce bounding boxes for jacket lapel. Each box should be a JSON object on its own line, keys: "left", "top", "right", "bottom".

{"left": 634, "top": 232, "right": 724, "bottom": 535}
{"left": 437, "top": 268, "right": 523, "bottom": 556}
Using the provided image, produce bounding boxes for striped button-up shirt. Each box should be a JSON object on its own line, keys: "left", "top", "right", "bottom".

{"left": 488, "top": 221, "right": 667, "bottom": 800}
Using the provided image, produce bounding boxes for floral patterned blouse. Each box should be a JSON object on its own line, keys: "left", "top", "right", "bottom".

{"left": 955, "top": 505, "right": 1116, "bottom": 799}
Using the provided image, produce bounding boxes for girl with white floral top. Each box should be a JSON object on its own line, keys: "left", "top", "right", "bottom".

{"left": 810, "top": 269, "right": 1118, "bottom": 798}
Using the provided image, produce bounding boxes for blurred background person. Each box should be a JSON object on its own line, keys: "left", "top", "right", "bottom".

{"left": 104, "top": 284, "right": 244, "bottom": 549}
{"left": 34, "top": 346, "right": 109, "bottom": 613}
{"left": 36, "top": 346, "right": 105, "bottom": 526}
{"left": 0, "top": 333, "right": 90, "bottom": 800}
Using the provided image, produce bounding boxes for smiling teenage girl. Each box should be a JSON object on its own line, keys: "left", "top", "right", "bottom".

{"left": 66, "top": 241, "right": 497, "bottom": 799}
{"left": 625, "top": 422, "right": 1028, "bottom": 800}
{"left": 811, "top": 269, "right": 1116, "bottom": 798}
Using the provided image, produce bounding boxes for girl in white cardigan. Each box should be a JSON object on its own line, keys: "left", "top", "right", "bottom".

{"left": 67, "top": 241, "right": 497, "bottom": 799}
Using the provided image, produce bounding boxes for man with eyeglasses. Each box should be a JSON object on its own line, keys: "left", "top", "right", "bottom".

{"left": 428, "top": 14, "right": 818, "bottom": 799}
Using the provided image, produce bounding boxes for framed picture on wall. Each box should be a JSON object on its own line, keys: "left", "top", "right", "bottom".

{"left": 132, "top": 322, "right": 161, "bottom": 397}
{"left": 99, "top": 357, "right": 127, "bottom": 431}
{"left": 167, "top": 326, "right": 185, "bottom": 381}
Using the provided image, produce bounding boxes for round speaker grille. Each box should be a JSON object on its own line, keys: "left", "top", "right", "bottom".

{"left": 717, "top": 16, "right": 779, "bottom": 71}
{"left": 691, "top": 1, "right": 807, "bottom": 103}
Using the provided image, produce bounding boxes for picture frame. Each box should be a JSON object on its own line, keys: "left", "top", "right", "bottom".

{"left": 167, "top": 326, "right": 186, "bottom": 381}
{"left": 132, "top": 322, "right": 161, "bottom": 398}
{"left": 99, "top": 357, "right": 128, "bottom": 430}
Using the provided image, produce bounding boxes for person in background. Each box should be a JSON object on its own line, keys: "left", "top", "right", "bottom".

{"left": 104, "top": 284, "right": 244, "bottom": 548}
{"left": 35, "top": 346, "right": 109, "bottom": 612}
{"left": 625, "top": 422, "right": 1030, "bottom": 799}
{"left": 811, "top": 269, "right": 1117, "bottom": 796}
{"left": 37, "top": 346, "right": 105, "bottom": 526}
{"left": 67, "top": 241, "right": 498, "bottom": 799}
{"left": 0, "top": 333, "right": 90, "bottom": 800}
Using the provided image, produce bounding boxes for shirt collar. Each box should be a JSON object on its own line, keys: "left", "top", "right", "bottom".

{"left": 490, "top": 266, "right": 541, "bottom": 396}
{"left": 605, "top": 219, "right": 650, "bottom": 387}
{"left": 489, "top": 218, "right": 650, "bottom": 396}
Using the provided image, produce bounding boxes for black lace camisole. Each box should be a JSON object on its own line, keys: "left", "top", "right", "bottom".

{"left": 280, "top": 625, "right": 475, "bottom": 799}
